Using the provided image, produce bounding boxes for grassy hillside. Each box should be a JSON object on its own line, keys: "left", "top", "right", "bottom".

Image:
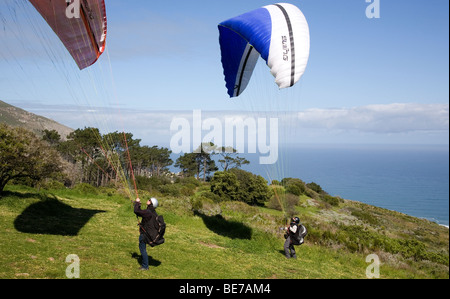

{"left": 0, "top": 184, "right": 448, "bottom": 279}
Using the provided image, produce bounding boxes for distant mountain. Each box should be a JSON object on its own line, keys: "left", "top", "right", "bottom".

{"left": 0, "top": 100, "right": 73, "bottom": 140}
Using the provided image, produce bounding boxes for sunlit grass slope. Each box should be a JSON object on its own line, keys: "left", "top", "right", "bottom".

{"left": 0, "top": 185, "right": 448, "bottom": 279}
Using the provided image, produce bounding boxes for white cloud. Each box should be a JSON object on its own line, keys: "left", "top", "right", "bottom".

{"left": 295, "top": 103, "right": 449, "bottom": 133}
{"left": 21, "top": 102, "right": 449, "bottom": 146}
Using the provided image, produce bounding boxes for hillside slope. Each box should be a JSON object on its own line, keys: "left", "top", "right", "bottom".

{"left": 0, "top": 185, "right": 448, "bottom": 279}
{"left": 0, "top": 100, "right": 73, "bottom": 140}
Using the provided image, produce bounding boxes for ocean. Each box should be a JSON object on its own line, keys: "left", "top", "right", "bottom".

{"left": 240, "top": 144, "right": 449, "bottom": 227}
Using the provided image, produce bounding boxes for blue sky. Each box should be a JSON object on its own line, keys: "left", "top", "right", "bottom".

{"left": 106, "top": 0, "right": 450, "bottom": 109}
{"left": 0, "top": 0, "right": 449, "bottom": 147}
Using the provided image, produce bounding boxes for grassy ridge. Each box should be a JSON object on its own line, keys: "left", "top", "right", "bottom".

{"left": 0, "top": 185, "right": 448, "bottom": 279}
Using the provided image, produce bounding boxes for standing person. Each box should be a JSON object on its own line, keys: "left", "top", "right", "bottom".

{"left": 284, "top": 217, "right": 306, "bottom": 259}
{"left": 134, "top": 197, "right": 159, "bottom": 270}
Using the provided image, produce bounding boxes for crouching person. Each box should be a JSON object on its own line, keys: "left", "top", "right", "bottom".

{"left": 284, "top": 217, "right": 307, "bottom": 259}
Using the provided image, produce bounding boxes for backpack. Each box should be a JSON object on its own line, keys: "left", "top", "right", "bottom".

{"left": 141, "top": 211, "right": 166, "bottom": 247}
{"left": 297, "top": 224, "right": 307, "bottom": 245}
{"left": 292, "top": 224, "right": 307, "bottom": 246}
{"left": 299, "top": 224, "right": 307, "bottom": 239}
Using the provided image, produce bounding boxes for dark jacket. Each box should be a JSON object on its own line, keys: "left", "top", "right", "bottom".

{"left": 134, "top": 201, "right": 155, "bottom": 235}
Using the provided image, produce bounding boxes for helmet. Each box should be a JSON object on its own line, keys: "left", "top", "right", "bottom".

{"left": 292, "top": 217, "right": 300, "bottom": 224}
{"left": 150, "top": 197, "right": 159, "bottom": 208}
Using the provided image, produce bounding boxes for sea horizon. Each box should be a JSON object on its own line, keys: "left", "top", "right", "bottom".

{"left": 238, "top": 143, "right": 449, "bottom": 227}
{"left": 168, "top": 143, "right": 449, "bottom": 227}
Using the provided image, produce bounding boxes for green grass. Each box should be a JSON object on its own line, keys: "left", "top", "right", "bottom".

{"left": 0, "top": 185, "right": 448, "bottom": 279}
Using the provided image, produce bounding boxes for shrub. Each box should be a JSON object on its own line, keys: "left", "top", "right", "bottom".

{"left": 191, "top": 196, "right": 204, "bottom": 211}
{"left": 271, "top": 180, "right": 281, "bottom": 185}
{"left": 306, "top": 182, "right": 323, "bottom": 194}
{"left": 321, "top": 194, "right": 340, "bottom": 207}
{"left": 42, "top": 179, "right": 66, "bottom": 190}
{"left": 267, "top": 192, "right": 299, "bottom": 217}
{"left": 191, "top": 197, "right": 221, "bottom": 216}
{"left": 210, "top": 171, "right": 238, "bottom": 202}
{"left": 135, "top": 175, "right": 170, "bottom": 191}
{"left": 180, "top": 185, "right": 195, "bottom": 196}
{"left": 177, "top": 176, "right": 201, "bottom": 187}
{"left": 267, "top": 195, "right": 283, "bottom": 211}
{"left": 158, "top": 184, "right": 180, "bottom": 197}
{"left": 282, "top": 178, "right": 306, "bottom": 196}
{"left": 229, "top": 168, "right": 271, "bottom": 206}
{"left": 350, "top": 209, "right": 380, "bottom": 225}
{"left": 73, "top": 183, "right": 98, "bottom": 195}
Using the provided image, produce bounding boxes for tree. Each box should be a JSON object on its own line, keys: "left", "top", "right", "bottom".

{"left": 217, "top": 146, "right": 250, "bottom": 171}
{"left": 58, "top": 127, "right": 103, "bottom": 185}
{"left": 175, "top": 143, "right": 218, "bottom": 181}
{"left": 102, "top": 131, "right": 141, "bottom": 180}
{"left": 42, "top": 129, "right": 61, "bottom": 147}
{"left": 145, "top": 146, "right": 173, "bottom": 177}
{"left": 175, "top": 153, "right": 199, "bottom": 178}
{"left": 0, "top": 124, "right": 62, "bottom": 194}
{"left": 210, "top": 171, "right": 239, "bottom": 201}
{"left": 281, "top": 177, "right": 306, "bottom": 196}
{"left": 196, "top": 143, "right": 218, "bottom": 182}
{"left": 210, "top": 169, "right": 271, "bottom": 206}
{"left": 230, "top": 168, "right": 271, "bottom": 206}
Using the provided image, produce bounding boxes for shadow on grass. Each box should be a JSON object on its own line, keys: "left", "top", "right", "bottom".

{"left": 279, "top": 249, "right": 288, "bottom": 257}
{"left": 13, "top": 192, "right": 105, "bottom": 236}
{"left": 131, "top": 252, "right": 162, "bottom": 267}
{"left": 194, "top": 211, "right": 252, "bottom": 240}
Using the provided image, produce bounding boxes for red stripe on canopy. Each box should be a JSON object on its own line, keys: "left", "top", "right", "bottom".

{"left": 29, "top": 0, "right": 107, "bottom": 69}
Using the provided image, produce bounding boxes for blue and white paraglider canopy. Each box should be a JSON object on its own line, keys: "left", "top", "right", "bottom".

{"left": 218, "top": 3, "right": 310, "bottom": 98}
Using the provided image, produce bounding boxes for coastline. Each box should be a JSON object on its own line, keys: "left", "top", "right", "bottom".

{"left": 239, "top": 144, "right": 450, "bottom": 227}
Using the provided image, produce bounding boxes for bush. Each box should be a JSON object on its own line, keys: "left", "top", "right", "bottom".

{"left": 42, "top": 179, "right": 66, "bottom": 190}
{"left": 282, "top": 178, "right": 306, "bottom": 196}
{"left": 191, "top": 197, "right": 222, "bottom": 216}
{"left": 307, "top": 223, "right": 449, "bottom": 265}
{"left": 286, "top": 184, "right": 303, "bottom": 196}
{"left": 267, "top": 192, "right": 299, "bottom": 217}
{"left": 350, "top": 209, "right": 380, "bottom": 225}
{"left": 267, "top": 195, "right": 283, "bottom": 211}
{"left": 210, "top": 171, "right": 238, "bottom": 202}
{"left": 73, "top": 183, "right": 98, "bottom": 195}
{"left": 135, "top": 175, "right": 170, "bottom": 191}
{"left": 230, "top": 169, "right": 271, "bottom": 206}
{"left": 158, "top": 184, "right": 180, "bottom": 197}
{"left": 180, "top": 185, "right": 195, "bottom": 196}
{"left": 201, "top": 190, "right": 222, "bottom": 203}
{"left": 321, "top": 194, "right": 340, "bottom": 207}
{"left": 306, "top": 182, "right": 323, "bottom": 194}
{"left": 177, "top": 176, "right": 201, "bottom": 187}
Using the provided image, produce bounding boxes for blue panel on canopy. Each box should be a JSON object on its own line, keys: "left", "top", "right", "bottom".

{"left": 218, "top": 3, "right": 310, "bottom": 98}
{"left": 218, "top": 7, "right": 272, "bottom": 97}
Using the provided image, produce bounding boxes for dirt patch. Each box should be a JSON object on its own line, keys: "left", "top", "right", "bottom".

{"left": 199, "top": 241, "right": 225, "bottom": 249}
